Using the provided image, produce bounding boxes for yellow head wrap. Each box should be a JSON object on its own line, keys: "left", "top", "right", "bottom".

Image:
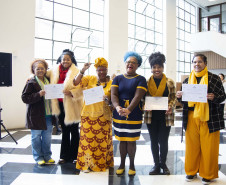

{"left": 94, "top": 57, "right": 108, "bottom": 69}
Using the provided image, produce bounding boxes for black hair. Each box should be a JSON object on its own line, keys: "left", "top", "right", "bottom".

{"left": 219, "top": 73, "right": 225, "bottom": 80}
{"left": 192, "top": 54, "right": 207, "bottom": 64}
{"left": 56, "top": 49, "right": 77, "bottom": 66}
{"left": 148, "top": 52, "right": 165, "bottom": 68}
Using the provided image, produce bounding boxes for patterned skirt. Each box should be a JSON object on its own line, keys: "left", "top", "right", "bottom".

{"left": 76, "top": 115, "right": 114, "bottom": 171}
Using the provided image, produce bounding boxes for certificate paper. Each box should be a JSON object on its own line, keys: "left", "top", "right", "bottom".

{"left": 44, "top": 84, "right": 64, "bottom": 99}
{"left": 182, "top": 84, "right": 207, "bottom": 103}
{"left": 83, "top": 86, "right": 104, "bottom": 105}
{"left": 144, "top": 97, "right": 168, "bottom": 110}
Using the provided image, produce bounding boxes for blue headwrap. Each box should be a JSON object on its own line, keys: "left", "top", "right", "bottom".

{"left": 124, "top": 51, "right": 142, "bottom": 67}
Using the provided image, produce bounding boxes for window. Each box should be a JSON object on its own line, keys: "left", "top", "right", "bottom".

{"left": 176, "top": 0, "right": 196, "bottom": 81}
{"left": 35, "top": 0, "right": 104, "bottom": 74}
{"left": 128, "top": 0, "right": 163, "bottom": 79}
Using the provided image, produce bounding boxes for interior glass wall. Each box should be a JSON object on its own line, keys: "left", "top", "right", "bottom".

{"left": 128, "top": 0, "right": 163, "bottom": 79}
{"left": 176, "top": 0, "right": 196, "bottom": 82}
{"left": 35, "top": 0, "right": 104, "bottom": 75}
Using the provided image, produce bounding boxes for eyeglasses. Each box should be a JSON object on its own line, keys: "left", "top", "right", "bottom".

{"left": 126, "top": 61, "right": 138, "bottom": 65}
{"left": 35, "top": 68, "right": 45, "bottom": 71}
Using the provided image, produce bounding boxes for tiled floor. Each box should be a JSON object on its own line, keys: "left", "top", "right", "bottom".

{"left": 0, "top": 112, "right": 226, "bottom": 185}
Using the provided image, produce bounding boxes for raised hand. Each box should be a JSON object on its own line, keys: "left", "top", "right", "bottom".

{"left": 81, "top": 62, "right": 91, "bottom": 73}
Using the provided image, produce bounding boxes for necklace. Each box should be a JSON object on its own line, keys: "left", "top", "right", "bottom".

{"left": 96, "top": 76, "right": 109, "bottom": 88}
{"left": 96, "top": 80, "right": 107, "bottom": 88}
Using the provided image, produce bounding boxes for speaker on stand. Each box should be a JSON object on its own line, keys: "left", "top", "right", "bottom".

{"left": 0, "top": 52, "right": 17, "bottom": 144}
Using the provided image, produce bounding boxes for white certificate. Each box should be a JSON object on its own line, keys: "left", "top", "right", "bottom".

{"left": 44, "top": 84, "right": 64, "bottom": 99}
{"left": 182, "top": 84, "right": 207, "bottom": 103}
{"left": 83, "top": 86, "right": 104, "bottom": 105}
{"left": 220, "top": 100, "right": 226, "bottom": 104}
{"left": 144, "top": 97, "right": 168, "bottom": 110}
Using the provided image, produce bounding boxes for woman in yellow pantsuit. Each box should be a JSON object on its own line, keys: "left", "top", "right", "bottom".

{"left": 177, "top": 54, "right": 226, "bottom": 184}
{"left": 73, "top": 58, "right": 114, "bottom": 172}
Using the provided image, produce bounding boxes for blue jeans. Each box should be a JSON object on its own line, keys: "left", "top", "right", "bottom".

{"left": 31, "top": 116, "right": 53, "bottom": 162}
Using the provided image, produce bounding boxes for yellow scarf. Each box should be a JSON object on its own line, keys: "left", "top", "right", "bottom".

{"left": 188, "top": 67, "right": 209, "bottom": 121}
{"left": 148, "top": 73, "right": 166, "bottom": 96}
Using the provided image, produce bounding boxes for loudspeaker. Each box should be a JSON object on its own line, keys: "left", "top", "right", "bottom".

{"left": 0, "top": 52, "right": 12, "bottom": 87}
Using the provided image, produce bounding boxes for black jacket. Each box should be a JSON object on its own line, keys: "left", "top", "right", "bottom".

{"left": 21, "top": 77, "right": 47, "bottom": 130}
{"left": 179, "top": 72, "right": 226, "bottom": 133}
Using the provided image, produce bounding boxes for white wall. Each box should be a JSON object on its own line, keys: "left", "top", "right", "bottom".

{"left": 190, "top": 31, "right": 226, "bottom": 58}
{"left": 104, "top": 0, "right": 128, "bottom": 76}
{"left": 0, "top": 0, "right": 35, "bottom": 129}
{"left": 209, "top": 69, "right": 226, "bottom": 76}
{"left": 164, "top": 0, "right": 177, "bottom": 82}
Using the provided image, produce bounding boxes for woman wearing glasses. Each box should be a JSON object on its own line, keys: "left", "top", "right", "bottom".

{"left": 111, "top": 51, "right": 147, "bottom": 176}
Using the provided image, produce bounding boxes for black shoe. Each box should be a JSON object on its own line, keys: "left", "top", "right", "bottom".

{"left": 58, "top": 159, "right": 66, "bottom": 164}
{"left": 149, "top": 165, "right": 160, "bottom": 175}
{"left": 161, "top": 164, "right": 170, "bottom": 175}
{"left": 185, "top": 174, "right": 197, "bottom": 182}
{"left": 202, "top": 178, "right": 211, "bottom": 184}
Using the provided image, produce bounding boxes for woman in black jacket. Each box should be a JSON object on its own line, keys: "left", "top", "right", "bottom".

{"left": 22, "top": 59, "right": 54, "bottom": 166}
{"left": 176, "top": 54, "right": 225, "bottom": 184}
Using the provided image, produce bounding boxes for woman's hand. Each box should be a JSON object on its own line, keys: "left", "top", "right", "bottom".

{"left": 63, "top": 90, "right": 72, "bottom": 97}
{"left": 143, "top": 104, "right": 152, "bottom": 112}
{"left": 176, "top": 91, "right": 183, "bottom": 99}
{"left": 103, "top": 95, "right": 110, "bottom": 105}
{"left": 81, "top": 62, "right": 91, "bottom": 74}
{"left": 165, "top": 106, "right": 172, "bottom": 115}
{"left": 26, "top": 77, "right": 32, "bottom": 83}
{"left": 122, "top": 108, "right": 131, "bottom": 118}
{"left": 207, "top": 93, "right": 214, "bottom": 101}
{"left": 39, "top": 90, "right": 45, "bottom": 97}
{"left": 116, "top": 106, "right": 124, "bottom": 116}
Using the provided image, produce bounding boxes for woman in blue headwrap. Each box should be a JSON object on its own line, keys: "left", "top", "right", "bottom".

{"left": 111, "top": 51, "right": 147, "bottom": 176}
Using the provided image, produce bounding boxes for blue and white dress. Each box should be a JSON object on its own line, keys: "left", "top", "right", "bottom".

{"left": 112, "top": 74, "right": 147, "bottom": 141}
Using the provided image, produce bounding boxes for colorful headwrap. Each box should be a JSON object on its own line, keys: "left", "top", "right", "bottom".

{"left": 124, "top": 51, "right": 142, "bottom": 67}
{"left": 94, "top": 57, "right": 108, "bottom": 69}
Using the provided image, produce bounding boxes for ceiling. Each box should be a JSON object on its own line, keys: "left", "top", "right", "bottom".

{"left": 191, "top": 0, "right": 226, "bottom": 7}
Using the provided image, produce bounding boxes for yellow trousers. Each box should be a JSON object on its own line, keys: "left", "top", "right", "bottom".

{"left": 185, "top": 111, "right": 220, "bottom": 180}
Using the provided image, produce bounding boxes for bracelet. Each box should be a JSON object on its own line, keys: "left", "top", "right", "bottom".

{"left": 80, "top": 70, "right": 84, "bottom": 75}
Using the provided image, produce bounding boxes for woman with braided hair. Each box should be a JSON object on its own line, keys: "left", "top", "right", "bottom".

{"left": 47, "top": 49, "right": 83, "bottom": 164}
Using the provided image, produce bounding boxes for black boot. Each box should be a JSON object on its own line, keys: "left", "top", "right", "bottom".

{"left": 161, "top": 163, "right": 170, "bottom": 175}
{"left": 149, "top": 165, "right": 160, "bottom": 175}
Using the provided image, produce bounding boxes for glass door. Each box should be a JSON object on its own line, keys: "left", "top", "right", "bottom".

{"left": 208, "top": 15, "right": 221, "bottom": 32}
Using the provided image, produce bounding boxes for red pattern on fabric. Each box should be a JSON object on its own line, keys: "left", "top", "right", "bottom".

{"left": 57, "top": 64, "right": 69, "bottom": 102}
